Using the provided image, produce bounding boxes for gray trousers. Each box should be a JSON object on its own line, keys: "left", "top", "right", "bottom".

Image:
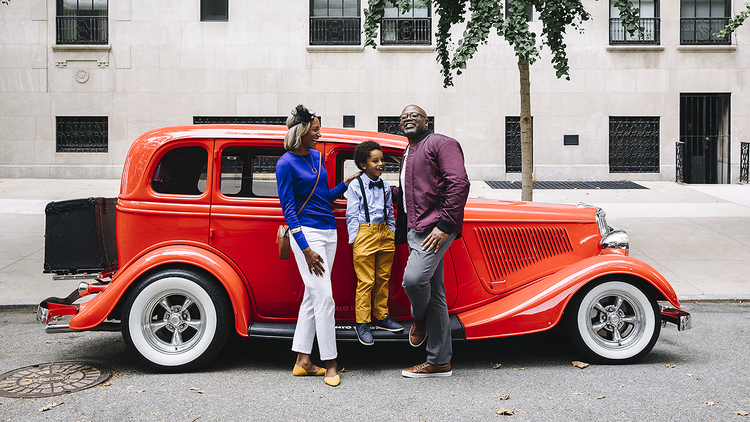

{"left": 402, "top": 228, "right": 457, "bottom": 365}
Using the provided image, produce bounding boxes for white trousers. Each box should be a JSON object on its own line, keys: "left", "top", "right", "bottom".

{"left": 289, "top": 227, "right": 338, "bottom": 361}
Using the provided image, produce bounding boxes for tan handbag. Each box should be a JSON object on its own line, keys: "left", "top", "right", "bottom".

{"left": 277, "top": 153, "right": 322, "bottom": 260}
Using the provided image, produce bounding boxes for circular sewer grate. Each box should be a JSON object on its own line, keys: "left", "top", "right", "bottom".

{"left": 0, "top": 362, "right": 111, "bottom": 398}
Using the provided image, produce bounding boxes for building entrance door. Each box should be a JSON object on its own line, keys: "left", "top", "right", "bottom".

{"left": 679, "top": 94, "right": 731, "bottom": 184}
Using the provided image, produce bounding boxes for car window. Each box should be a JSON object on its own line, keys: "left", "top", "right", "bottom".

{"left": 337, "top": 150, "right": 401, "bottom": 198}
{"left": 219, "top": 146, "right": 283, "bottom": 198}
{"left": 152, "top": 146, "right": 208, "bottom": 195}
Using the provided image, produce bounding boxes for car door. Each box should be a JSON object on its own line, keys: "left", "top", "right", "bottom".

{"left": 208, "top": 139, "right": 306, "bottom": 320}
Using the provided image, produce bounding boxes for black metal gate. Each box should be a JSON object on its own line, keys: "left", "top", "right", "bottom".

{"left": 679, "top": 94, "right": 731, "bottom": 184}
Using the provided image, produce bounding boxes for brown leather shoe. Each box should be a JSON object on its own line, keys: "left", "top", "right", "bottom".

{"left": 401, "top": 362, "right": 452, "bottom": 378}
{"left": 409, "top": 319, "right": 427, "bottom": 347}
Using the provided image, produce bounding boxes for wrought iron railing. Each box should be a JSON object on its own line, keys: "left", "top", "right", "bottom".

{"left": 675, "top": 141, "right": 685, "bottom": 183}
{"left": 309, "top": 17, "right": 361, "bottom": 45}
{"left": 193, "top": 116, "right": 287, "bottom": 125}
{"left": 680, "top": 17, "right": 731, "bottom": 45}
{"left": 741, "top": 142, "right": 749, "bottom": 183}
{"left": 610, "top": 17, "right": 660, "bottom": 44}
{"left": 505, "top": 118, "right": 522, "bottom": 173}
{"left": 56, "top": 16, "right": 108, "bottom": 44}
{"left": 381, "top": 17, "right": 431, "bottom": 45}
{"left": 56, "top": 117, "right": 108, "bottom": 152}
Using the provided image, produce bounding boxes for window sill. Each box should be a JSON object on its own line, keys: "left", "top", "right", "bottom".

{"left": 677, "top": 45, "right": 736, "bottom": 53}
{"left": 52, "top": 45, "right": 112, "bottom": 68}
{"left": 306, "top": 45, "right": 364, "bottom": 53}
{"left": 377, "top": 45, "right": 435, "bottom": 53}
{"left": 606, "top": 45, "right": 664, "bottom": 53}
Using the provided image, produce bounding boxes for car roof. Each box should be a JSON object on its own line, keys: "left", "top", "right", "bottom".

{"left": 120, "top": 125, "right": 408, "bottom": 197}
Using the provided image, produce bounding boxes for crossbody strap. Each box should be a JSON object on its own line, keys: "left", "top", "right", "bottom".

{"left": 297, "top": 150, "right": 322, "bottom": 216}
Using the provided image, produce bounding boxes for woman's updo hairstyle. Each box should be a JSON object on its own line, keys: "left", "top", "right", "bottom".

{"left": 284, "top": 104, "right": 317, "bottom": 151}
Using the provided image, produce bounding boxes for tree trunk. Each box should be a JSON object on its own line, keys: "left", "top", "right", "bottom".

{"left": 518, "top": 60, "right": 533, "bottom": 202}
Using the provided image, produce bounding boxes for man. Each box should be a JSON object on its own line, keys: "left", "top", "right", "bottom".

{"left": 394, "top": 104, "right": 470, "bottom": 377}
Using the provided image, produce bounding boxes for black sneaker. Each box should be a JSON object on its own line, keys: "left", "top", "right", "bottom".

{"left": 355, "top": 322, "right": 374, "bottom": 346}
{"left": 374, "top": 315, "right": 404, "bottom": 332}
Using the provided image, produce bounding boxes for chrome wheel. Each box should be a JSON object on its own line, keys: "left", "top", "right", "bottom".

{"left": 140, "top": 289, "right": 206, "bottom": 355}
{"left": 567, "top": 280, "right": 660, "bottom": 364}
{"left": 122, "top": 268, "right": 230, "bottom": 372}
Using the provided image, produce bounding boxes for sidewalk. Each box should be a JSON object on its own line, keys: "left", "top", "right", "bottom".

{"left": 1, "top": 178, "right": 749, "bottom": 308}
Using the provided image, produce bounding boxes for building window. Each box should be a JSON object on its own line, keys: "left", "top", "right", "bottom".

{"left": 377, "top": 115, "right": 434, "bottom": 136}
{"left": 56, "top": 116, "right": 108, "bottom": 153}
{"left": 310, "top": 0, "right": 361, "bottom": 45}
{"left": 201, "top": 0, "right": 228, "bottom": 21}
{"left": 56, "top": 0, "right": 108, "bottom": 44}
{"left": 609, "top": 117, "right": 660, "bottom": 173}
{"left": 680, "top": 0, "right": 731, "bottom": 44}
{"left": 194, "top": 116, "right": 288, "bottom": 125}
{"left": 506, "top": 0, "right": 532, "bottom": 21}
{"left": 505, "top": 116, "right": 532, "bottom": 174}
{"left": 610, "top": 0, "right": 660, "bottom": 44}
{"left": 381, "top": 1, "right": 431, "bottom": 45}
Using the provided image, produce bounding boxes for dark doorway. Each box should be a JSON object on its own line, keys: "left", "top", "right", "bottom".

{"left": 679, "top": 94, "right": 731, "bottom": 184}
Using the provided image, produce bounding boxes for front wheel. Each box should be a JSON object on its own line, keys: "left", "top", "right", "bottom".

{"left": 121, "top": 268, "right": 231, "bottom": 372}
{"left": 565, "top": 280, "right": 660, "bottom": 364}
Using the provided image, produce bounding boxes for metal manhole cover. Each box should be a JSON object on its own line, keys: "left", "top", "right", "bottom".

{"left": 0, "top": 362, "right": 111, "bottom": 398}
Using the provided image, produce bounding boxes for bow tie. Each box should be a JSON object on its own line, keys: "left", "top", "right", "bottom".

{"left": 369, "top": 179, "right": 384, "bottom": 189}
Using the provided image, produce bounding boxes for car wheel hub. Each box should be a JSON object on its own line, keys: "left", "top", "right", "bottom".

{"left": 587, "top": 291, "right": 645, "bottom": 349}
{"left": 141, "top": 290, "right": 205, "bottom": 354}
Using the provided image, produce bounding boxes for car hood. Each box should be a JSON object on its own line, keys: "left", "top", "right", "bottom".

{"left": 463, "top": 199, "right": 596, "bottom": 224}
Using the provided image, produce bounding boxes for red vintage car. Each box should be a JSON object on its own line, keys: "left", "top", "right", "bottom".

{"left": 38, "top": 125, "right": 691, "bottom": 371}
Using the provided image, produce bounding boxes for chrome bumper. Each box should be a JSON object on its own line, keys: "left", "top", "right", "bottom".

{"left": 37, "top": 280, "right": 117, "bottom": 333}
{"left": 660, "top": 306, "right": 692, "bottom": 331}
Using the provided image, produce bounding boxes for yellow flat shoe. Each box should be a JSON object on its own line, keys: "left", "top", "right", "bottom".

{"left": 324, "top": 375, "right": 340, "bottom": 387}
{"left": 293, "top": 364, "right": 326, "bottom": 376}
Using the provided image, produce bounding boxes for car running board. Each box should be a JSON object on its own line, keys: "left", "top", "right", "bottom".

{"left": 247, "top": 314, "right": 466, "bottom": 341}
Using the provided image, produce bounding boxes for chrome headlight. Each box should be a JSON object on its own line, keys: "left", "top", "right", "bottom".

{"left": 600, "top": 229, "right": 629, "bottom": 252}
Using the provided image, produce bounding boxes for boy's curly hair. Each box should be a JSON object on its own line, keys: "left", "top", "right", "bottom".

{"left": 353, "top": 141, "right": 383, "bottom": 171}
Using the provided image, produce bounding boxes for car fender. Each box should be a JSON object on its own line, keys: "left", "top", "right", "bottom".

{"left": 69, "top": 245, "right": 252, "bottom": 336}
{"left": 456, "top": 254, "right": 680, "bottom": 340}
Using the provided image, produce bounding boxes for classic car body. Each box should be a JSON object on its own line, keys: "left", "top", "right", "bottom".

{"left": 38, "top": 125, "right": 691, "bottom": 371}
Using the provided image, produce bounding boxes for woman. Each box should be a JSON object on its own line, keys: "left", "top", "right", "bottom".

{"left": 276, "top": 104, "right": 361, "bottom": 387}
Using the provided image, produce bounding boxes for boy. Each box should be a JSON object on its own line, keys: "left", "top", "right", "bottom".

{"left": 346, "top": 141, "right": 403, "bottom": 346}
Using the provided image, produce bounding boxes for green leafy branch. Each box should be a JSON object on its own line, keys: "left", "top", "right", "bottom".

{"left": 716, "top": 3, "right": 750, "bottom": 38}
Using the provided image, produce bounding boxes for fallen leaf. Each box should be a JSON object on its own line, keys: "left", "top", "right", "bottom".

{"left": 730, "top": 410, "right": 748, "bottom": 416}
{"left": 687, "top": 373, "right": 694, "bottom": 377}
{"left": 666, "top": 364, "right": 676, "bottom": 368}
{"left": 573, "top": 392, "right": 584, "bottom": 396}
{"left": 572, "top": 361, "right": 589, "bottom": 369}
{"left": 500, "top": 394, "right": 510, "bottom": 401}
{"left": 597, "top": 396, "right": 606, "bottom": 400}
{"left": 496, "top": 407, "right": 514, "bottom": 415}
{"left": 696, "top": 377, "right": 702, "bottom": 381}
{"left": 492, "top": 363, "right": 502, "bottom": 369}
{"left": 39, "top": 402, "right": 63, "bottom": 412}
{"left": 703, "top": 401, "right": 715, "bottom": 406}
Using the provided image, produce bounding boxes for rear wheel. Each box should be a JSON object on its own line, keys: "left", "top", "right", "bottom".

{"left": 566, "top": 280, "right": 660, "bottom": 364}
{"left": 121, "top": 268, "right": 231, "bottom": 372}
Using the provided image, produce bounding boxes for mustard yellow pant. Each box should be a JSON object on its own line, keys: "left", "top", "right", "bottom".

{"left": 352, "top": 223, "right": 395, "bottom": 324}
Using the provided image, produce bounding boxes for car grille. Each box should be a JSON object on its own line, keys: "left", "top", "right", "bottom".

{"left": 474, "top": 226, "right": 573, "bottom": 279}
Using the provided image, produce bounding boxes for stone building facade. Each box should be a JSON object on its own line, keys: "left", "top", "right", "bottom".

{"left": 1, "top": 0, "right": 748, "bottom": 182}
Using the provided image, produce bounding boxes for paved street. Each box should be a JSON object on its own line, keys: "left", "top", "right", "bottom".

{"left": 1, "top": 302, "right": 749, "bottom": 421}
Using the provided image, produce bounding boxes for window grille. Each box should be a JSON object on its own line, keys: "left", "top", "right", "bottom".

{"left": 193, "top": 116, "right": 288, "bottom": 125}
{"left": 56, "top": 0, "right": 108, "bottom": 44}
{"left": 56, "top": 116, "right": 108, "bottom": 153}
{"left": 505, "top": 117, "right": 532, "bottom": 174}
{"left": 310, "top": 0, "right": 361, "bottom": 45}
{"left": 609, "top": 117, "right": 660, "bottom": 173}
{"left": 377, "top": 116, "right": 434, "bottom": 136}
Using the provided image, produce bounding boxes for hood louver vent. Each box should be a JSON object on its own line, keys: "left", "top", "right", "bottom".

{"left": 474, "top": 226, "right": 573, "bottom": 280}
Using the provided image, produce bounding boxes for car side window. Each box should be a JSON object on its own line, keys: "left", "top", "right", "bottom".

{"left": 219, "top": 146, "right": 283, "bottom": 198}
{"left": 152, "top": 146, "right": 208, "bottom": 195}
{"left": 337, "top": 150, "right": 401, "bottom": 198}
